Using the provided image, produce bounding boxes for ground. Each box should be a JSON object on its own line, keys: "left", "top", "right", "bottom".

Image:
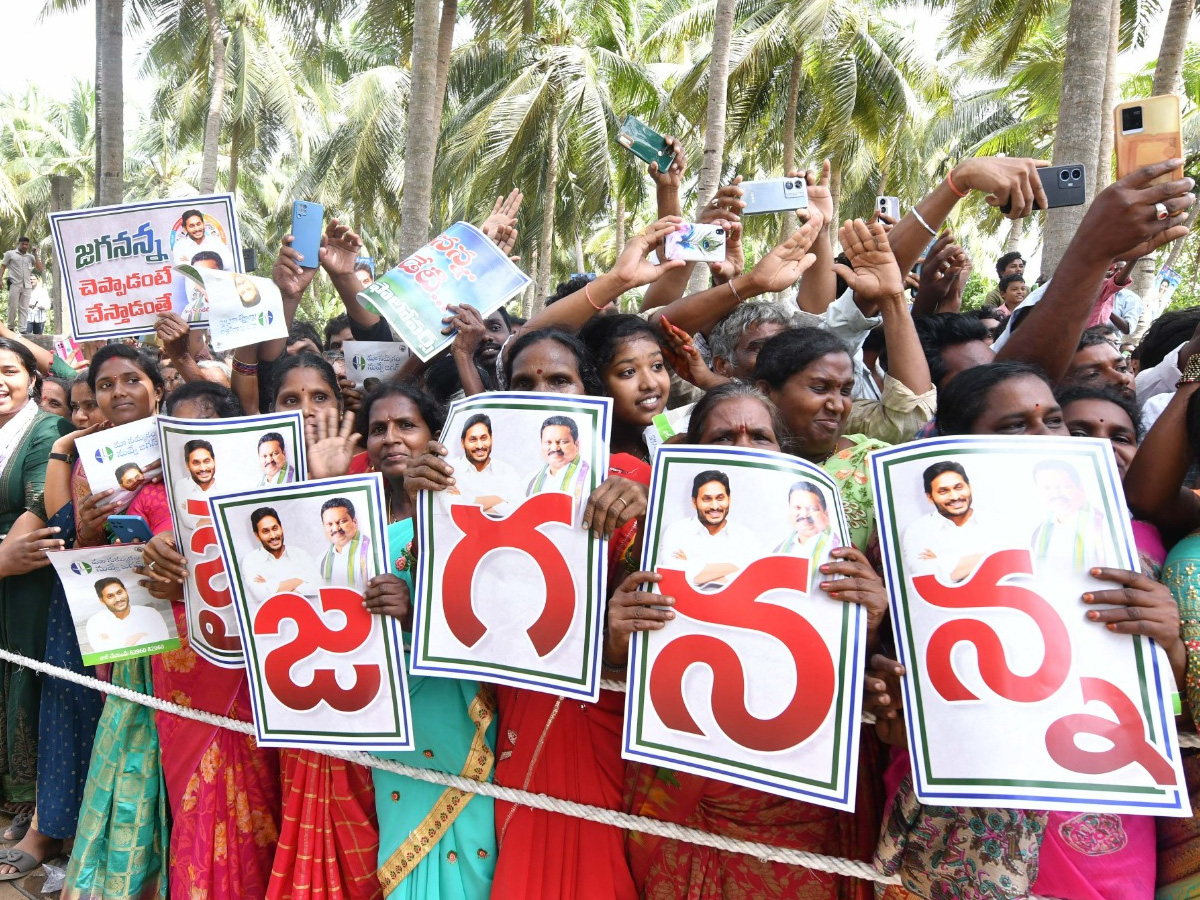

{"left": 0, "top": 812, "right": 70, "bottom": 898}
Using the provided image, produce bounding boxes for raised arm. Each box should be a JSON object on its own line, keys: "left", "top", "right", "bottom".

{"left": 266, "top": 235, "right": 319, "bottom": 363}
{"left": 320, "top": 220, "right": 377, "bottom": 331}
{"left": 796, "top": 161, "right": 838, "bottom": 315}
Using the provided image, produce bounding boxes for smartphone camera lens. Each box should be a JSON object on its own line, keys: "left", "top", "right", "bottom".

{"left": 785, "top": 180, "right": 793, "bottom": 189}
{"left": 1122, "top": 106, "right": 1144, "bottom": 133}
{"left": 715, "top": 228, "right": 725, "bottom": 236}
{"left": 1071, "top": 168, "right": 1082, "bottom": 181}
{"left": 1058, "top": 170, "right": 1070, "bottom": 182}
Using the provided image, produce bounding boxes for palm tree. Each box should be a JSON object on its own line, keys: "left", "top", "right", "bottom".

{"left": 398, "top": 0, "right": 443, "bottom": 258}
{"left": 96, "top": 0, "right": 124, "bottom": 205}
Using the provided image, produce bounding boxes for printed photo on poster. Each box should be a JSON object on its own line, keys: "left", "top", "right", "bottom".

{"left": 48, "top": 546, "right": 180, "bottom": 666}
{"left": 413, "top": 393, "right": 612, "bottom": 700}
{"left": 623, "top": 446, "right": 864, "bottom": 810}
{"left": 174, "top": 265, "right": 287, "bottom": 351}
{"left": 75, "top": 417, "right": 162, "bottom": 509}
{"left": 871, "top": 435, "right": 1189, "bottom": 815}
{"left": 343, "top": 340, "right": 410, "bottom": 389}
{"left": 157, "top": 412, "right": 306, "bottom": 668}
{"left": 210, "top": 474, "right": 412, "bottom": 751}
{"left": 50, "top": 194, "right": 243, "bottom": 339}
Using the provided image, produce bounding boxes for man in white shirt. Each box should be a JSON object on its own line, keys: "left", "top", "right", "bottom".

{"left": 317, "top": 498, "right": 372, "bottom": 593}
{"left": 660, "top": 470, "right": 760, "bottom": 590}
{"left": 172, "top": 208, "right": 233, "bottom": 269}
{"left": 257, "top": 432, "right": 297, "bottom": 486}
{"left": 445, "top": 413, "right": 522, "bottom": 517}
{"left": 243, "top": 507, "right": 321, "bottom": 604}
{"left": 902, "top": 462, "right": 1002, "bottom": 583}
{"left": 526, "top": 416, "right": 590, "bottom": 511}
{"left": 174, "top": 439, "right": 220, "bottom": 530}
{"left": 773, "top": 481, "right": 842, "bottom": 583}
{"left": 86, "top": 578, "right": 169, "bottom": 652}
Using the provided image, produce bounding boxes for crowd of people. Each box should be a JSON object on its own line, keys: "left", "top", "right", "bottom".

{"left": 0, "top": 144, "right": 1197, "bottom": 900}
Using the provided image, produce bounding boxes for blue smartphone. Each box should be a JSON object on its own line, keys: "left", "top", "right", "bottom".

{"left": 291, "top": 201, "right": 324, "bottom": 269}
{"left": 108, "top": 515, "right": 154, "bottom": 544}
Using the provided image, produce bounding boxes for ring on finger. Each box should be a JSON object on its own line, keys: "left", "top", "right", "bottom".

{"left": 147, "top": 560, "right": 155, "bottom": 572}
{"left": 613, "top": 497, "right": 628, "bottom": 511}
{"left": 1155, "top": 202, "right": 1170, "bottom": 221}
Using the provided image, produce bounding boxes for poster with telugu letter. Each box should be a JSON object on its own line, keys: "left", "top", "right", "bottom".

{"left": 357, "top": 222, "right": 530, "bottom": 362}
{"left": 871, "top": 435, "right": 1189, "bottom": 815}
{"left": 49, "top": 194, "right": 243, "bottom": 339}
{"left": 158, "top": 412, "right": 306, "bottom": 668}
{"left": 175, "top": 265, "right": 287, "bottom": 351}
{"left": 412, "top": 393, "right": 612, "bottom": 700}
{"left": 210, "top": 473, "right": 412, "bottom": 751}
{"left": 623, "top": 446, "right": 865, "bottom": 810}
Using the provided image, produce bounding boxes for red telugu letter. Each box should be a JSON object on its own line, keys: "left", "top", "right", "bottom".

{"left": 187, "top": 498, "right": 240, "bottom": 652}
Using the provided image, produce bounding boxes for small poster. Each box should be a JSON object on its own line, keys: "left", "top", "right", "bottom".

{"left": 75, "top": 418, "right": 161, "bottom": 510}
{"left": 49, "top": 194, "right": 242, "bottom": 339}
{"left": 210, "top": 474, "right": 412, "bottom": 751}
{"left": 413, "top": 393, "right": 612, "bottom": 700}
{"left": 1155, "top": 266, "right": 1183, "bottom": 310}
{"left": 871, "top": 435, "right": 1189, "bottom": 815}
{"left": 175, "top": 265, "right": 287, "bottom": 351}
{"left": 357, "top": 222, "right": 530, "bottom": 362}
{"left": 623, "top": 446, "right": 864, "bottom": 810}
{"left": 157, "top": 412, "right": 306, "bottom": 668}
{"left": 48, "top": 545, "right": 180, "bottom": 666}
{"left": 343, "top": 340, "right": 410, "bottom": 389}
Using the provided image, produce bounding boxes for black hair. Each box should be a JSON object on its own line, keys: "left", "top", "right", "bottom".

{"left": 87, "top": 343, "right": 165, "bottom": 397}
{"left": 41, "top": 375, "right": 71, "bottom": 408}
{"left": 287, "top": 320, "right": 323, "bottom": 351}
{"left": 684, "top": 381, "right": 791, "bottom": 450}
{"left": 489, "top": 306, "right": 513, "bottom": 330}
{"left": 691, "top": 469, "right": 730, "bottom": 499}
{"left": 753, "top": 327, "right": 851, "bottom": 391}
{"left": 269, "top": 352, "right": 342, "bottom": 408}
{"left": 115, "top": 462, "right": 143, "bottom": 482}
{"left": 164, "top": 381, "right": 244, "bottom": 418}
{"left": 354, "top": 381, "right": 444, "bottom": 442}
{"left": 998, "top": 273, "right": 1025, "bottom": 292}
{"left": 0, "top": 338, "right": 39, "bottom": 381}
{"left": 995, "top": 251, "right": 1023, "bottom": 278}
{"left": 788, "top": 480, "right": 827, "bottom": 509}
{"left": 320, "top": 497, "right": 355, "bottom": 518}
{"left": 923, "top": 461, "right": 969, "bottom": 494}
{"left": 913, "top": 314, "right": 992, "bottom": 389}
{"left": 504, "top": 328, "right": 604, "bottom": 396}
{"left": 353, "top": 262, "right": 373, "bottom": 275}
{"left": 936, "top": 361, "right": 1053, "bottom": 436}
{"left": 461, "top": 413, "right": 492, "bottom": 441}
{"left": 423, "top": 353, "right": 479, "bottom": 404}
{"left": 1139, "top": 307, "right": 1200, "bottom": 371}
{"left": 93, "top": 576, "right": 125, "bottom": 597}
{"left": 578, "top": 313, "right": 662, "bottom": 375}
{"left": 324, "top": 313, "right": 351, "bottom": 349}
{"left": 180, "top": 209, "right": 205, "bottom": 227}
{"left": 184, "top": 439, "right": 215, "bottom": 460}
{"left": 251, "top": 507, "right": 280, "bottom": 532}
{"left": 190, "top": 250, "right": 224, "bottom": 268}
{"left": 1075, "top": 330, "right": 1116, "bottom": 352}
{"left": 541, "top": 414, "right": 579, "bottom": 442}
{"left": 974, "top": 306, "right": 1005, "bottom": 321}
{"left": 544, "top": 275, "right": 597, "bottom": 307}
{"left": 1056, "top": 383, "right": 1142, "bottom": 436}
{"left": 17, "top": 236, "right": 30, "bottom": 244}
{"left": 257, "top": 432, "right": 285, "bottom": 451}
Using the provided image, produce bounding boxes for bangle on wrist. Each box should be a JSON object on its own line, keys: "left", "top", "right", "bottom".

{"left": 585, "top": 281, "right": 606, "bottom": 311}
{"left": 946, "top": 167, "right": 970, "bottom": 199}
{"left": 231, "top": 357, "right": 258, "bottom": 376}
{"left": 911, "top": 208, "right": 937, "bottom": 237}
{"left": 48, "top": 451, "right": 74, "bottom": 465}
{"left": 728, "top": 279, "right": 743, "bottom": 303}
{"left": 1177, "top": 355, "right": 1200, "bottom": 387}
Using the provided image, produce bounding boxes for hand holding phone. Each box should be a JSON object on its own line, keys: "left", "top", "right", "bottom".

{"left": 741, "top": 178, "right": 809, "bottom": 215}
{"left": 664, "top": 223, "right": 727, "bottom": 262}
{"left": 998, "top": 165, "right": 1086, "bottom": 214}
{"left": 290, "top": 201, "right": 325, "bottom": 269}
{"left": 108, "top": 515, "right": 154, "bottom": 544}
{"left": 617, "top": 116, "right": 676, "bottom": 177}
{"left": 876, "top": 196, "right": 901, "bottom": 222}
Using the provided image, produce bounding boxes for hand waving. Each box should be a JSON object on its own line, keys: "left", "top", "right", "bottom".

{"left": 304, "top": 408, "right": 361, "bottom": 479}
{"left": 830, "top": 219, "right": 905, "bottom": 304}
{"left": 319, "top": 219, "right": 364, "bottom": 278}
{"left": 746, "top": 209, "right": 825, "bottom": 293}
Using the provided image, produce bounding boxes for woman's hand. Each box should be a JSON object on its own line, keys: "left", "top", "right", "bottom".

{"left": 337, "top": 378, "right": 363, "bottom": 414}
{"left": 608, "top": 217, "right": 686, "bottom": 290}
{"left": 605, "top": 570, "right": 675, "bottom": 669}
{"left": 582, "top": 477, "right": 648, "bottom": 539}
{"left": 444, "top": 303, "right": 488, "bottom": 354}
{"left": 950, "top": 156, "right": 1050, "bottom": 219}
{"left": 819, "top": 546, "right": 889, "bottom": 647}
{"left": 78, "top": 489, "right": 122, "bottom": 545}
{"left": 52, "top": 422, "right": 107, "bottom": 458}
{"left": 319, "top": 220, "right": 364, "bottom": 278}
{"left": 1085, "top": 567, "right": 1187, "bottom": 687}
{"left": 136, "top": 532, "right": 187, "bottom": 585}
{"left": 403, "top": 441, "right": 455, "bottom": 497}
{"left": 804, "top": 160, "right": 835, "bottom": 225}
{"left": 865, "top": 653, "right": 907, "bottom": 747}
{"left": 155, "top": 312, "right": 191, "bottom": 363}
{"left": 0, "top": 526, "right": 64, "bottom": 578}
{"left": 363, "top": 573, "right": 412, "bottom": 625}
{"left": 272, "top": 235, "right": 320, "bottom": 302}
{"left": 830, "top": 218, "right": 906, "bottom": 306}
{"left": 745, "top": 209, "right": 825, "bottom": 294}
{"left": 305, "top": 408, "right": 360, "bottom": 479}
{"left": 659, "top": 315, "right": 727, "bottom": 390}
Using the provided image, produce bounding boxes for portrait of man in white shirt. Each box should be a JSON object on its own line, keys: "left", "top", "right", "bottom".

{"left": 445, "top": 413, "right": 522, "bottom": 518}
{"left": 660, "top": 470, "right": 759, "bottom": 590}
{"left": 174, "top": 439, "right": 220, "bottom": 530}
{"left": 318, "top": 497, "right": 372, "bottom": 593}
{"left": 1030, "top": 459, "right": 1118, "bottom": 572}
{"left": 243, "top": 506, "right": 321, "bottom": 604}
{"left": 172, "top": 208, "right": 233, "bottom": 270}
{"left": 257, "top": 432, "right": 296, "bottom": 486}
{"left": 902, "top": 462, "right": 1000, "bottom": 583}
{"left": 86, "top": 577, "right": 169, "bottom": 652}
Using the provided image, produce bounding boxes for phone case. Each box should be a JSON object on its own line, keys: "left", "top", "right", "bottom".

{"left": 108, "top": 515, "right": 153, "bottom": 543}
{"left": 291, "top": 201, "right": 325, "bottom": 269}
{"left": 664, "top": 223, "right": 726, "bottom": 262}
{"left": 999, "top": 165, "right": 1086, "bottom": 213}
{"left": 877, "top": 196, "right": 901, "bottom": 221}
{"left": 1115, "top": 95, "right": 1183, "bottom": 184}
{"left": 741, "top": 178, "right": 809, "bottom": 215}
{"left": 617, "top": 116, "right": 676, "bottom": 174}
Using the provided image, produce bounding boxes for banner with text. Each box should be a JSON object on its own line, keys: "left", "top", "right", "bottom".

{"left": 175, "top": 265, "right": 287, "bottom": 351}
{"left": 343, "top": 340, "right": 410, "bottom": 388}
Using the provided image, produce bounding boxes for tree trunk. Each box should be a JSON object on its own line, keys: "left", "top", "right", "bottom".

{"left": 614, "top": 192, "right": 625, "bottom": 263}
{"left": 522, "top": 0, "right": 535, "bottom": 34}
{"left": 780, "top": 50, "right": 803, "bottom": 241}
{"left": 574, "top": 226, "right": 585, "bottom": 274}
{"left": 199, "top": 0, "right": 227, "bottom": 193}
{"left": 398, "top": 0, "right": 442, "bottom": 258}
{"left": 827, "top": 161, "right": 842, "bottom": 248}
{"left": 228, "top": 119, "right": 241, "bottom": 197}
{"left": 1005, "top": 216, "right": 1025, "bottom": 253}
{"left": 49, "top": 175, "right": 73, "bottom": 333}
{"left": 1039, "top": 0, "right": 1111, "bottom": 275}
{"left": 431, "top": 0, "right": 457, "bottom": 133}
{"left": 1094, "top": 0, "right": 1121, "bottom": 191}
{"left": 96, "top": 0, "right": 124, "bottom": 206}
{"left": 534, "top": 103, "right": 560, "bottom": 310}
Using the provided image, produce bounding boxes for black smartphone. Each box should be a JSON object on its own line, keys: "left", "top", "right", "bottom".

{"left": 999, "top": 165, "right": 1086, "bottom": 213}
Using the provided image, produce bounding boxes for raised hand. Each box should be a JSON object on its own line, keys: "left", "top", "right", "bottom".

{"left": 950, "top": 156, "right": 1050, "bottom": 219}
{"left": 155, "top": 312, "right": 191, "bottom": 362}
{"left": 830, "top": 218, "right": 906, "bottom": 305}
{"left": 649, "top": 136, "right": 687, "bottom": 189}
{"left": 659, "top": 315, "right": 726, "bottom": 389}
{"left": 1074, "top": 160, "right": 1196, "bottom": 266}
{"left": 272, "top": 235, "right": 320, "bottom": 301}
{"left": 318, "top": 219, "right": 364, "bottom": 278}
{"left": 305, "top": 408, "right": 361, "bottom": 479}
{"left": 804, "top": 160, "right": 835, "bottom": 224}
{"left": 609, "top": 217, "right": 686, "bottom": 290}
{"left": 746, "top": 209, "right": 825, "bottom": 293}
{"left": 480, "top": 189, "right": 523, "bottom": 241}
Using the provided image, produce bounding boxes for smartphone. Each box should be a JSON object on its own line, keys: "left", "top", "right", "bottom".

{"left": 876, "top": 196, "right": 901, "bottom": 221}
{"left": 664, "top": 223, "right": 726, "bottom": 262}
{"left": 1115, "top": 94, "right": 1183, "bottom": 183}
{"left": 290, "top": 201, "right": 325, "bottom": 269}
{"left": 741, "top": 178, "right": 809, "bottom": 215}
{"left": 617, "top": 116, "right": 676, "bottom": 174}
{"left": 108, "top": 515, "right": 154, "bottom": 544}
{"left": 999, "top": 165, "right": 1087, "bottom": 213}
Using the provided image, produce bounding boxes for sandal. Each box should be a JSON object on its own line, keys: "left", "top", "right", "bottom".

{"left": 0, "top": 847, "right": 39, "bottom": 881}
{"left": 2, "top": 810, "right": 31, "bottom": 843}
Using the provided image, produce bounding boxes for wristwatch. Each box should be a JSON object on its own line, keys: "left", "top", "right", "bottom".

{"left": 48, "top": 451, "right": 74, "bottom": 464}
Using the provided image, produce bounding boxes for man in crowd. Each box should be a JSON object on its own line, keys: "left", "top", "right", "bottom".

{"left": 1, "top": 236, "right": 44, "bottom": 333}
{"left": 661, "top": 470, "right": 759, "bottom": 590}
{"left": 710, "top": 302, "right": 791, "bottom": 380}
{"left": 257, "top": 432, "right": 296, "bottom": 485}
{"left": 526, "top": 415, "right": 590, "bottom": 509}
{"left": 903, "top": 462, "right": 998, "bottom": 583}
{"left": 445, "top": 413, "right": 522, "bottom": 517}
{"left": 980, "top": 251, "right": 1025, "bottom": 309}
{"left": 318, "top": 498, "right": 372, "bottom": 593}
{"left": 87, "top": 577, "right": 169, "bottom": 652}
{"left": 998, "top": 273, "right": 1027, "bottom": 315}
{"left": 244, "top": 506, "right": 320, "bottom": 603}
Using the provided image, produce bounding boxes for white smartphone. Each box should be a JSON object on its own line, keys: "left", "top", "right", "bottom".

{"left": 741, "top": 178, "right": 809, "bottom": 215}
{"left": 664, "top": 223, "right": 727, "bottom": 262}
{"left": 877, "top": 196, "right": 901, "bottom": 221}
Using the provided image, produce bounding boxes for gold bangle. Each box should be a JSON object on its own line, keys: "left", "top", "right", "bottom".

{"left": 1177, "top": 355, "right": 1200, "bottom": 387}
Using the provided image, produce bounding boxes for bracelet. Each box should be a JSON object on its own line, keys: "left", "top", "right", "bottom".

{"left": 946, "top": 167, "right": 970, "bottom": 198}
{"left": 231, "top": 357, "right": 258, "bottom": 376}
{"left": 728, "top": 279, "right": 743, "bottom": 303}
{"left": 911, "top": 208, "right": 937, "bottom": 237}
{"left": 48, "top": 451, "right": 73, "bottom": 464}
{"left": 1177, "top": 355, "right": 1200, "bottom": 387}
{"left": 584, "top": 281, "right": 605, "bottom": 311}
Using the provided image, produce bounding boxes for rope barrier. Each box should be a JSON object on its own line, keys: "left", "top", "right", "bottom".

{"left": 4, "top": 644, "right": 1190, "bottom": 897}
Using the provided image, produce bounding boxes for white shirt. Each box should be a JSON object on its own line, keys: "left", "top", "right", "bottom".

{"left": 1135, "top": 341, "right": 1185, "bottom": 411}
{"left": 902, "top": 509, "right": 1005, "bottom": 583}
{"left": 86, "top": 605, "right": 169, "bottom": 652}
{"left": 173, "top": 233, "right": 233, "bottom": 269}
{"left": 660, "top": 516, "right": 761, "bottom": 590}
{"left": 443, "top": 455, "right": 523, "bottom": 517}
{"left": 243, "top": 544, "right": 322, "bottom": 604}
{"left": 174, "top": 475, "right": 220, "bottom": 531}
{"left": 317, "top": 534, "right": 372, "bottom": 593}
